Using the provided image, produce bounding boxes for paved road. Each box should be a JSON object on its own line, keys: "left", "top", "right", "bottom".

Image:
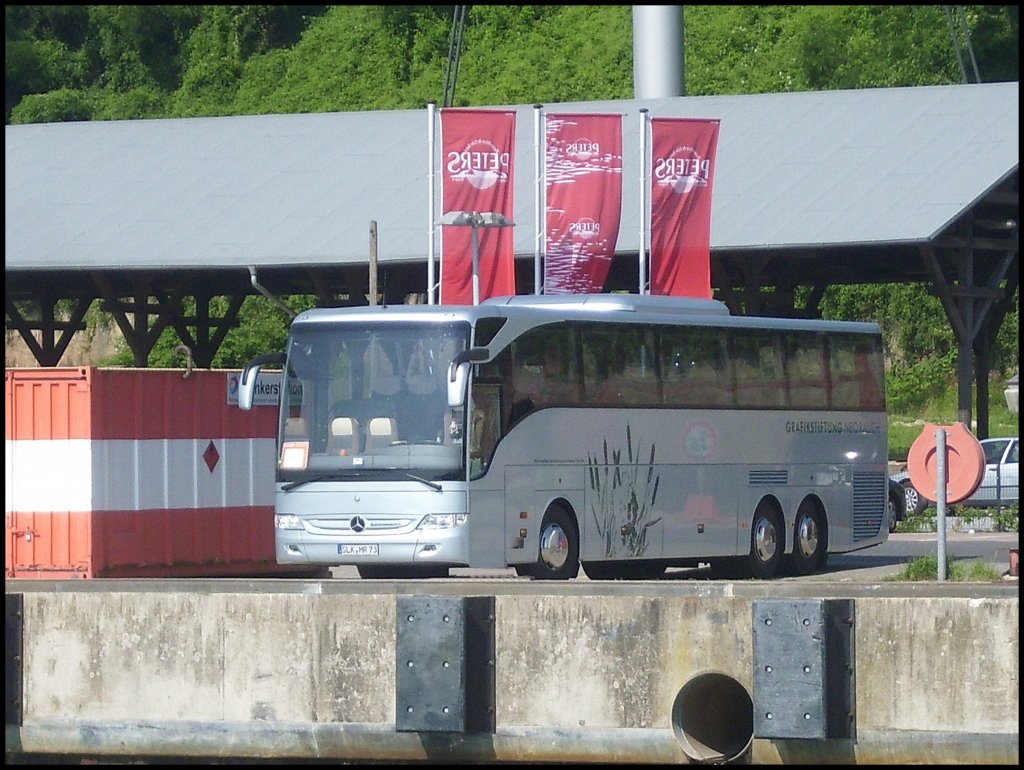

{"left": 331, "top": 531, "right": 1019, "bottom": 583}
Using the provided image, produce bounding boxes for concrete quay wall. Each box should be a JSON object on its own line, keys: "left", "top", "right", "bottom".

{"left": 5, "top": 579, "right": 1019, "bottom": 764}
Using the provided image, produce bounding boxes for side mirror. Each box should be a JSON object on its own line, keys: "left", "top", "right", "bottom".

{"left": 447, "top": 348, "right": 489, "bottom": 408}
{"left": 237, "top": 352, "right": 285, "bottom": 410}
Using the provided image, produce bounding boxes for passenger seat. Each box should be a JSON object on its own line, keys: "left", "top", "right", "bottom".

{"left": 366, "top": 416, "right": 398, "bottom": 450}
{"left": 327, "top": 416, "right": 360, "bottom": 455}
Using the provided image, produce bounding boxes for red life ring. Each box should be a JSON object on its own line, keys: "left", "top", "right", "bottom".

{"left": 907, "top": 422, "right": 985, "bottom": 504}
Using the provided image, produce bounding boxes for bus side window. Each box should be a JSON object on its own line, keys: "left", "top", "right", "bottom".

{"left": 660, "top": 327, "right": 732, "bottom": 407}
{"left": 732, "top": 331, "right": 786, "bottom": 408}
{"left": 541, "top": 345, "right": 579, "bottom": 403}
{"left": 511, "top": 325, "right": 578, "bottom": 409}
{"left": 509, "top": 397, "right": 534, "bottom": 425}
{"left": 469, "top": 384, "right": 501, "bottom": 477}
{"left": 786, "top": 333, "right": 828, "bottom": 408}
{"left": 610, "top": 326, "right": 660, "bottom": 405}
{"left": 830, "top": 335, "right": 885, "bottom": 410}
{"left": 581, "top": 325, "right": 658, "bottom": 406}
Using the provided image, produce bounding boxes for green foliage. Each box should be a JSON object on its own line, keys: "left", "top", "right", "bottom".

{"left": 232, "top": 48, "right": 292, "bottom": 114}
{"left": 208, "top": 294, "right": 317, "bottom": 367}
{"left": 895, "top": 553, "right": 956, "bottom": 580}
{"left": 682, "top": 5, "right": 995, "bottom": 94}
{"left": 968, "top": 5, "right": 1020, "bottom": 82}
{"left": 822, "top": 282, "right": 1018, "bottom": 416}
{"left": 172, "top": 6, "right": 249, "bottom": 116}
{"left": 891, "top": 553, "right": 1006, "bottom": 582}
{"left": 5, "top": 5, "right": 1020, "bottom": 389}
{"left": 887, "top": 353, "right": 961, "bottom": 414}
{"left": 89, "top": 86, "right": 169, "bottom": 120}
{"left": 87, "top": 6, "right": 184, "bottom": 91}
{"left": 5, "top": 5, "right": 91, "bottom": 119}
{"left": 106, "top": 294, "right": 318, "bottom": 369}
{"left": 896, "top": 504, "right": 1019, "bottom": 534}
{"left": 252, "top": 6, "right": 416, "bottom": 113}
{"left": 8, "top": 6, "right": 1019, "bottom": 118}
{"left": 454, "top": 6, "right": 635, "bottom": 105}
{"left": 10, "top": 87, "right": 94, "bottom": 123}
{"left": 956, "top": 505, "right": 1020, "bottom": 533}
{"left": 888, "top": 374, "right": 1019, "bottom": 461}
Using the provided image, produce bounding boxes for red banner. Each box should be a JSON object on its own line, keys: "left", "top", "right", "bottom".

{"left": 544, "top": 113, "right": 623, "bottom": 294}
{"left": 439, "top": 109, "right": 517, "bottom": 305}
{"left": 649, "top": 118, "right": 720, "bottom": 298}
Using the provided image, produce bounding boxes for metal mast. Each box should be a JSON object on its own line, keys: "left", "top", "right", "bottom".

{"left": 443, "top": 6, "right": 469, "bottom": 107}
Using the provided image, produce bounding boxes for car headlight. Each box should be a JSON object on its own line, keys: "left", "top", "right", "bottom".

{"left": 275, "top": 514, "right": 302, "bottom": 530}
{"left": 418, "top": 513, "right": 468, "bottom": 530}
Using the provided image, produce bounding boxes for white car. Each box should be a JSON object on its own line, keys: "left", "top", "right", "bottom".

{"left": 892, "top": 436, "right": 1019, "bottom": 515}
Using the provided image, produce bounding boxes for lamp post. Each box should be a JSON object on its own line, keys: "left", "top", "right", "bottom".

{"left": 439, "top": 211, "right": 515, "bottom": 305}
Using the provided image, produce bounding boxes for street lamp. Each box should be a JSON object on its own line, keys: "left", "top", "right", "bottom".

{"left": 439, "top": 210, "right": 515, "bottom": 305}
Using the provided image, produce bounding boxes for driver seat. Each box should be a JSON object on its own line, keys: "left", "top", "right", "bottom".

{"left": 327, "top": 416, "right": 360, "bottom": 455}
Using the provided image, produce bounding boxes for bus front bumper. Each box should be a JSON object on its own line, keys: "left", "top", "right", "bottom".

{"left": 275, "top": 528, "right": 469, "bottom": 567}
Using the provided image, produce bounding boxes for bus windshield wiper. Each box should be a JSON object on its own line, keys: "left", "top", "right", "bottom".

{"left": 281, "top": 474, "right": 333, "bottom": 492}
{"left": 403, "top": 473, "right": 443, "bottom": 491}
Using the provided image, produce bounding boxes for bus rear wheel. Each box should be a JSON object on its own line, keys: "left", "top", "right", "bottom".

{"left": 523, "top": 506, "right": 579, "bottom": 580}
{"left": 785, "top": 502, "right": 825, "bottom": 576}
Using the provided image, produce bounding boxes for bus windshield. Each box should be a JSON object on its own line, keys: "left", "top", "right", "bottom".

{"left": 276, "top": 321, "right": 470, "bottom": 483}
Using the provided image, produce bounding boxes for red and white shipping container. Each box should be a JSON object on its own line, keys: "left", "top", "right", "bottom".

{"left": 5, "top": 367, "right": 324, "bottom": 579}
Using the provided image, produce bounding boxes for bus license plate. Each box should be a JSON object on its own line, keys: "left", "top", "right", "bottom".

{"left": 339, "top": 544, "right": 378, "bottom": 556}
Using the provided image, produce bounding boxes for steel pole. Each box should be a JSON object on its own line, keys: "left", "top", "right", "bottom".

{"left": 936, "top": 428, "right": 948, "bottom": 581}
{"left": 471, "top": 222, "right": 481, "bottom": 306}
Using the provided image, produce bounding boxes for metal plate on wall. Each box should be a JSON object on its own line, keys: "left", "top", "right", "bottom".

{"left": 6, "top": 593, "right": 24, "bottom": 726}
{"left": 752, "top": 598, "right": 855, "bottom": 740}
{"left": 396, "top": 595, "right": 494, "bottom": 734}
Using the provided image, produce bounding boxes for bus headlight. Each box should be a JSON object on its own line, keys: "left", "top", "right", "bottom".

{"left": 418, "top": 513, "right": 468, "bottom": 530}
{"left": 275, "top": 514, "right": 302, "bottom": 530}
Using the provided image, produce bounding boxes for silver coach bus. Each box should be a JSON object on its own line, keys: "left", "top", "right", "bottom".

{"left": 237, "top": 293, "right": 890, "bottom": 580}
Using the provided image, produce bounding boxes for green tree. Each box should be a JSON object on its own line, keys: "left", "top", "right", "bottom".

{"left": 5, "top": 4, "right": 1019, "bottom": 390}
{"left": 453, "top": 6, "right": 635, "bottom": 105}
{"left": 109, "top": 294, "right": 317, "bottom": 368}
{"left": 5, "top": 5, "right": 91, "bottom": 120}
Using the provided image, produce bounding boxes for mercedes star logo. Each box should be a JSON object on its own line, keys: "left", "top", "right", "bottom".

{"left": 350, "top": 516, "right": 366, "bottom": 533}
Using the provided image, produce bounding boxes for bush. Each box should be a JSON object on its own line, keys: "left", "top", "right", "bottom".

{"left": 896, "top": 506, "right": 1019, "bottom": 534}
{"left": 10, "top": 87, "right": 94, "bottom": 123}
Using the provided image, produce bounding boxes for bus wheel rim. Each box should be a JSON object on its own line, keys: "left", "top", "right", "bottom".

{"left": 797, "top": 514, "right": 818, "bottom": 558}
{"left": 539, "top": 523, "right": 569, "bottom": 571}
{"left": 754, "top": 517, "right": 778, "bottom": 563}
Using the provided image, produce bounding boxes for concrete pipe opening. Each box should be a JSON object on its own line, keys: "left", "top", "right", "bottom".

{"left": 671, "top": 672, "right": 753, "bottom": 764}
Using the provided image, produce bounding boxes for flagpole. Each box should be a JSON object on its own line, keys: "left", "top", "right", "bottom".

{"left": 427, "top": 101, "right": 437, "bottom": 304}
{"left": 471, "top": 220, "right": 481, "bottom": 306}
{"left": 638, "top": 108, "right": 649, "bottom": 295}
{"left": 534, "top": 104, "right": 544, "bottom": 295}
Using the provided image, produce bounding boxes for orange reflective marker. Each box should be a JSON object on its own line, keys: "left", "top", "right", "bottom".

{"left": 907, "top": 422, "right": 985, "bottom": 503}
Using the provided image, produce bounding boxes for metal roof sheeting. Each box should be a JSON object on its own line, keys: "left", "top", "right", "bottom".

{"left": 5, "top": 82, "right": 1019, "bottom": 272}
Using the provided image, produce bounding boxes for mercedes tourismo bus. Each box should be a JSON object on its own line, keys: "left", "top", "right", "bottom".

{"left": 237, "top": 293, "right": 890, "bottom": 580}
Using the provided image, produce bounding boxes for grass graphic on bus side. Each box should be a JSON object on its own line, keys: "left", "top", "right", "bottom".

{"left": 587, "top": 424, "right": 663, "bottom": 558}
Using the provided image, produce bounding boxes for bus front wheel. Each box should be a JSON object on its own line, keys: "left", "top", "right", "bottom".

{"left": 523, "top": 506, "right": 579, "bottom": 580}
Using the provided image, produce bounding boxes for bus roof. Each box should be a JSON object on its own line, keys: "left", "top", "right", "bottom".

{"left": 291, "top": 294, "right": 880, "bottom": 336}
{"left": 482, "top": 293, "right": 731, "bottom": 316}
